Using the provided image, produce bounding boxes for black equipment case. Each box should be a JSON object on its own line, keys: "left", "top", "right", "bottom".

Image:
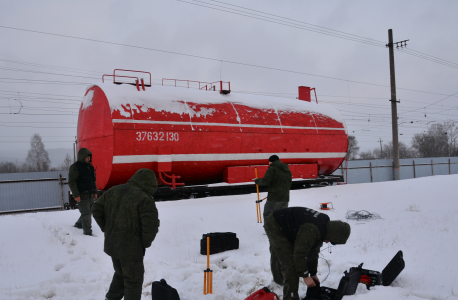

{"left": 349, "top": 250, "right": 405, "bottom": 289}
{"left": 305, "top": 265, "right": 362, "bottom": 300}
{"left": 304, "top": 251, "right": 405, "bottom": 299}
{"left": 151, "top": 279, "right": 180, "bottom": 300}
{"left": 200, "top": 232, "right": 239, "bottom": 255}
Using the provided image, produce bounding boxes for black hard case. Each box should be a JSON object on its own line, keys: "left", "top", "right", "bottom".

{"left": 305, "top": 266, "right": 362, "bottom": 300}
{"left": 305, "top": 251, "right": 405, "bottom": 299}
{"left": 382, "top": 250, "right": 405, "bottom": 286}
{"left": 200, "top": 232, "right": 239, "bottom": 255}
{"left": 349, "top": 250, "right": 405, "bottom": 288}
{"left": 151, "top": 279, "right": 180, "bottom": 300}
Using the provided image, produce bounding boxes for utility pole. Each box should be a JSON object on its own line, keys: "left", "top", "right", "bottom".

{"left": 379, "top": 138, "right": 383, "bottom": 159}
{"left": 73, "top": 142, "right": 76, "bottom": 163}
{"left": 386, "top": 29, "right": 408, "bottom": 180}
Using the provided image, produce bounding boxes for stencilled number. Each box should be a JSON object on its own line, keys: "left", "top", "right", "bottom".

{"left": 135, "top": 131, "right": 179, "bottom": 142}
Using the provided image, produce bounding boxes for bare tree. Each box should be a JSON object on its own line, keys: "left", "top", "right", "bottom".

{"left": 25, "top": 133, "right": 51, "bottom": 172}
{"left": 411, "top": 123, "right": 448, "bottom": 157}
{"left": 359, "top": 141, "right": 416, "bottom": 160}
{"left": 0, "top": 161, "right": 20, "bottom": 173}
{"left": 443, "top": 121, "right": 458, "bottom": 156}
{"left": 57, "top": 154, "right": 73, "bottom": 171}
{"left": 0, "top": 160, "right": 30, "bottom": 173}
{"left": 359, "top": 149, "right": 376, "bottom": 160}
{"left": 346, "top": 135, "right": 360, "bottom": 160}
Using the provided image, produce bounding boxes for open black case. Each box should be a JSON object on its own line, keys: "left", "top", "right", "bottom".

{"left": 303, "top": 251, "right": 405, "bottom": 300}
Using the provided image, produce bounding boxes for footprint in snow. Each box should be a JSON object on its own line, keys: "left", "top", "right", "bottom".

{"left": 54, "top": 263, "right": 65, "bottom": 271}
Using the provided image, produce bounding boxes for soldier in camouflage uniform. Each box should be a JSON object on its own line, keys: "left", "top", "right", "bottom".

{"left": 264, "top": 207, "right": 351, "bottom": 300}
{"left": 92, "top": 168, "right": 160, "bottom": 300}
{"left": 254, "top": 155, "right": 293, "bottom": 285}
{"left": 68, "top": 148, "right": 97, "bottom": 236}
{"left": 254, "top": 155, "right": 292, "bottom": 221}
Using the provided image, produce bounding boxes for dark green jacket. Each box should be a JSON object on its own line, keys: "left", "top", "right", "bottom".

{"left": 254, "top": 160, "right": 292, "bottom": 202}
{"left": 273, "top": 207, "right": 328, "bottom": 277}
{"left": 92, "top": 168, "right": 160, "bottom": 262}
{"left": 272, "top": 207, "right": 351, "bottom": 277}
{"left": 68, "top": 148, "right": 96, "bottom": 198}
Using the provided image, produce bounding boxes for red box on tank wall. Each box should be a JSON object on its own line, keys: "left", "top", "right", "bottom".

{"left": 223, "top": 164, "right": 317, "bottom": 184}
{"left": 224, "top": 166, "right": 269, "bottom": 184}
{"left": 289, "top": 164, "right": 318, "bottom": 179}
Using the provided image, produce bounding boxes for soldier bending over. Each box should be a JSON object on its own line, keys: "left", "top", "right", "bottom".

{"left": 264, "top": 207, "right": 351, "bottom": 300}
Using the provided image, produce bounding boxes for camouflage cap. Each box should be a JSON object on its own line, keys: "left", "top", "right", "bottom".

{"left": 323, "top": 221, "right": 351, "bottom": 245}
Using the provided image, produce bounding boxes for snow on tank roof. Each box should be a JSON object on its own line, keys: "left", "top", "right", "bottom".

{"left": 83, "top": 83, "right": 344, "bottom": 124}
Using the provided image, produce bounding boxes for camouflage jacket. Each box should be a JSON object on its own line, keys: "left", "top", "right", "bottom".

{"left": 92, "top": 169, "right": 160, "bottom": 262}
{"left": 273, "top": 207, "right": 351, "bottom": 277}
{"left": 254, "top": 160, "right": 292, "bottom": 202}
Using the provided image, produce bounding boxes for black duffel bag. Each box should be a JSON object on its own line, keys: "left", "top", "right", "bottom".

{"left": 200, "top": 232, "right": 239, "bottom": 255}
{"left": 151, "top": 279, "right": 180, "bottom": 300}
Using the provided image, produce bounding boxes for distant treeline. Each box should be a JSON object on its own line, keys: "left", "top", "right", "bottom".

{"left": 0, "top": 134, "right": 73, "bottom": 174}
{"left": 347, "top": 121, "right": 458, "bottom": 160}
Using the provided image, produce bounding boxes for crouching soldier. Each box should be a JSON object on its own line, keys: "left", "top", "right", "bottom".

{"left": 92, "top": 169, "right": 160, "bottom": 300}
{"left": 264, "top": 207, "right": 351, "bottom": 300}
{"left": 68, "top": 148, "right": 97, "bottom": 236}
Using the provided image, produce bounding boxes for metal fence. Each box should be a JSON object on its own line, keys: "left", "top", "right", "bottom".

{"left": 0, "top": 171, "right": 70, "bottom": 214}
{"left": 334, "top": 156, "right": 458, "bottom": 184}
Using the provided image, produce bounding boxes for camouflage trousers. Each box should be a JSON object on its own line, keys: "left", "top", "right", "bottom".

{"left": 263, "top": 200, "right": 288, "bottom": 221}
{"left": 264, "top": 214, "right": 300, "bottom": 300}
{"left": 74, "top": 194, "right": 94, "bottom": 235}
{"left": 106, "top": 257, "right": 145, "bottom": 300}
{"left": 263, "top": 201, "right": 289, "bottom": 286}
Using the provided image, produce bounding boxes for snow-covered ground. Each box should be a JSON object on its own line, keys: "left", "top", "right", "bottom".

{"left": 1, "top": 175, "right": 458, "bottom": 300}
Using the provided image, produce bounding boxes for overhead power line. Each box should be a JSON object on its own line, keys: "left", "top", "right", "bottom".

{"left": 0, "top": 89, "right": 82, "bottom": 99}
{"left": 1, "top": 24, "right": 457, "bottom": 97}
{"left": 179, "top": 0, "right": 458, "bottom": 70}
{"left": 0, "top": 124, "right": 76, "bottom": 128}
{"left": 179, "top": 0, "right": 386, "bottom": 47}
{"left": 0, "top": 58, "right": 103, "bottom": 76}
{"left": 0, "top": 77, "right": 91, "bottom": 85}
{"left": 0, "top": 66, "right": 100, "bottom": 80}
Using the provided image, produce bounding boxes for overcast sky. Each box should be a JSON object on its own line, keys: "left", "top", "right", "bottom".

{"left": 1, "top": 0, "right": 457, "bottom": 161}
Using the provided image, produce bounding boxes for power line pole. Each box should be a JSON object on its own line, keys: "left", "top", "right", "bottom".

{"left": 379, "top": 138, "right": 383, "bottom": 158}
{"left": 386, "top": 29, "right": 408, "bottom": 180}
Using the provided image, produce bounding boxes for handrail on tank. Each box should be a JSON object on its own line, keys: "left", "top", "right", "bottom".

{"left": 103, "top": 74, "right": 139, "bottom": 83}
{"left": 162, "top": 78, "right": 214, "bottom": 89}
{"left": 310, "top": 88, "right": 318, "bottom": 104}
{"left": 162, "top": 79, "right": 231, "bottom": 94}
{"left": 103, "top": 74, "right": 142, "bottom": 91}
{"left": 114, "top": 69, "right": 152, "bottom": 86}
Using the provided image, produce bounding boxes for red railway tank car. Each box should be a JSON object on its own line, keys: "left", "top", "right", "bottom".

{"left": 77, "top": 74, "right": 348, "bottom": 191}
